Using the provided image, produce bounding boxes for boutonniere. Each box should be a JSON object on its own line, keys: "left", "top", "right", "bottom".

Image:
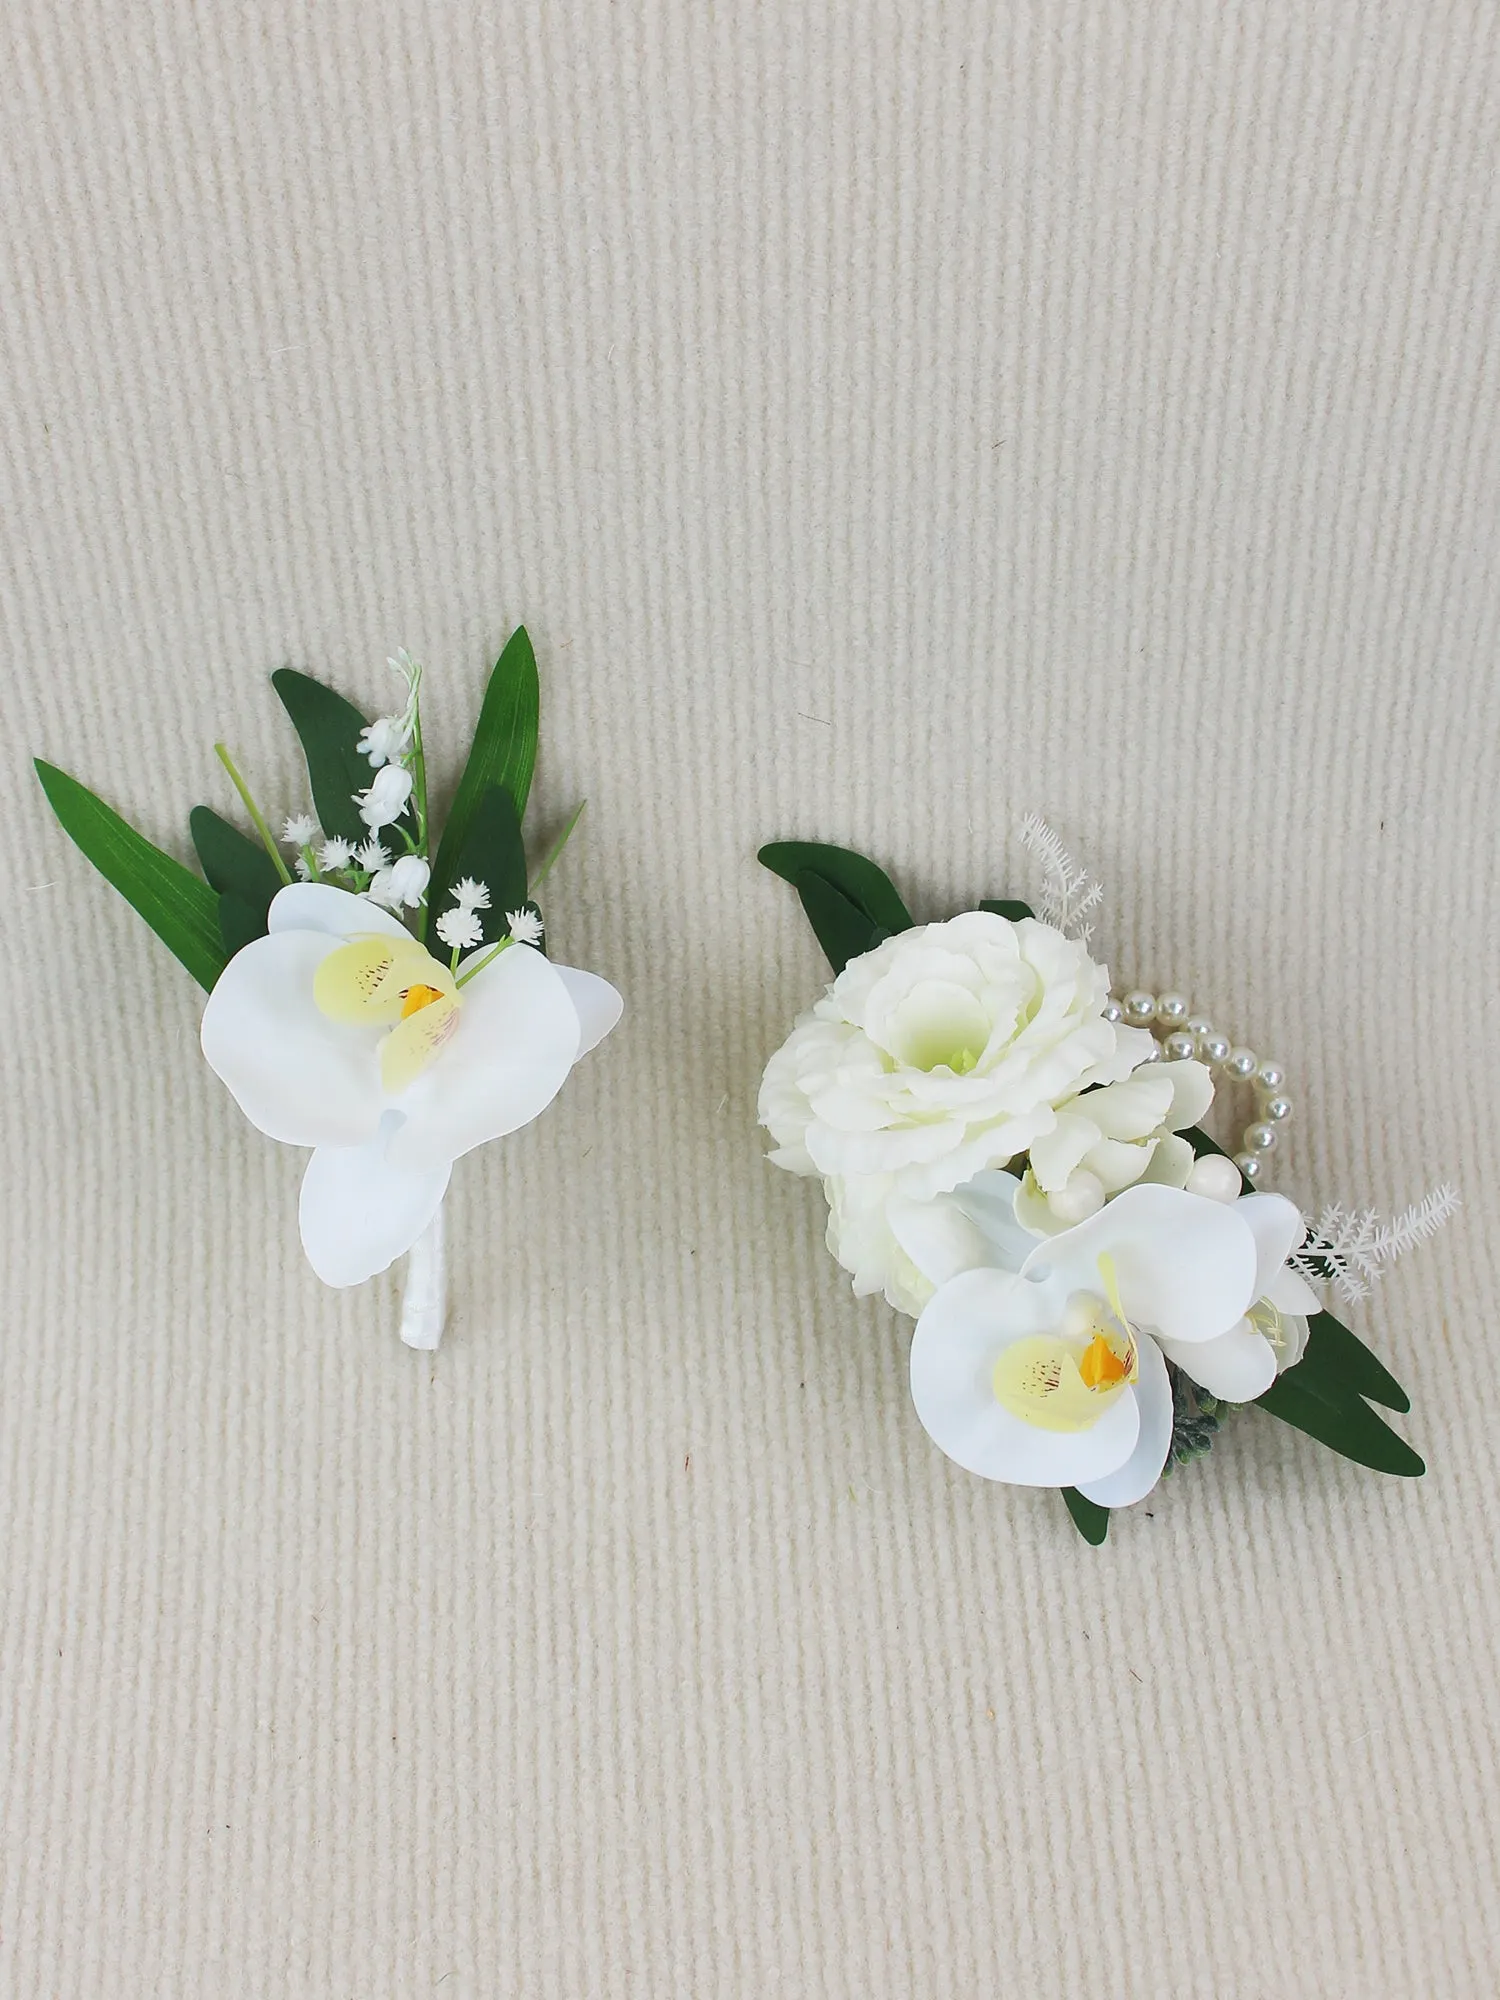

{"left": 37, "top": 627, "right": 621, "bottom": 1349}
{"left": 757, "top": 818, "right": 1452, "bottom": 1541}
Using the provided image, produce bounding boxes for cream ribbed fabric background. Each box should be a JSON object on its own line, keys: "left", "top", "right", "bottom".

{"left": 3, "top": 4, "right": 1498, "bottom": 1994}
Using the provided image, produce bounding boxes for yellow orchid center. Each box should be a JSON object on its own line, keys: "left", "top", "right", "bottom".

{"left": 314, "top": 934, "right": 462, "bottom": 1093}
{"left": 991, "top": 1252, "right": 1140, "bottom": 1433}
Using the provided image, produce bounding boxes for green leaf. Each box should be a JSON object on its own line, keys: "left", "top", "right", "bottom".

{"left": 427, "top": 628, "right": 540, "bottom": 931}
{"left": 189, "top": 806, "right": 282, "bottom": 956}
{"left": 1062, "top": 1487, "right": 1110, "bottom": 1544}
{"left": 438, "top": 783, "right": 528, "bottom": 946}
{"left": 1287, "top": 1311, "right": 1411, "bottom": 1415}
{"left": 978, "top": 898, "right": 1035, "bottom": 922}
{"left": 790, "top": 871, "right": 887, "bottom": 975}
{"left": 758, "top": 841, "right": 913, "bottom": 936}
{"left": 1255, "top": 1372, "right": 1424, "bottom": 1477}
{"left": 35, "top": 760, "right": 227, "bottom": 991}
{"left": 271, "top": 668, "right": 376, "bottom": 844}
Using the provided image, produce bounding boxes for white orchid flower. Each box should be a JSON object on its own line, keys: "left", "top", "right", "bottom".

{"left": 200, "top": 884, "right": 621, "bottom": 1300}
{"left": 907, "top": 1178, "right": 1320, "bottom": 1507}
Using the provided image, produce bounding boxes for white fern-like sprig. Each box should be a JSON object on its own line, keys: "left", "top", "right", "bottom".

{"left": 1289, "top": 1184, "right": 1461, "bottom": 1306}
{"left": 1017, "top": 814, "right": 1104, "bottom": 942}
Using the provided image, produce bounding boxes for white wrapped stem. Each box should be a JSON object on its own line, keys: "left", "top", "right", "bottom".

{"left": 400, "top": 1203, "right": 447, "bottom": 1349}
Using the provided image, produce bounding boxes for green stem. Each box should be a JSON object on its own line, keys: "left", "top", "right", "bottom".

{"left": 215, "top": 742, "right": 293, "bottom": 884}
{"left": 300, "top": 843, "right": 321, "bottom": 881}
{"left": 454, "top": 935, "right": 513, "bottom": 989}
{"left": 529, "top": 798, "right": 587, "bottom": 894}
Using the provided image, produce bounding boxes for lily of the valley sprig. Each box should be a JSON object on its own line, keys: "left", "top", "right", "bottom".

{"left": 758, "top": 827, "right": 1453, "bottom": 1542}
{"left": 36, "top": 626, "right": 620, "bottom": 1350}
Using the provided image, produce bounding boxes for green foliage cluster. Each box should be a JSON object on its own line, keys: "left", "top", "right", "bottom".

{"left": 36, "top": 626, "right": 544, "bottom": 988}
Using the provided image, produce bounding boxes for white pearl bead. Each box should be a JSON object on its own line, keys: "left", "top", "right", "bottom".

{"left": 1155, "top": 993, "right": 1189, "bottom": 1025}
{"left": 1256, "top": 1061, "right": 1286, "bottom": 1094}
{"left": 1162, "top": 1030, "right": 1197, "bottom": 1063}
{"left": 1264, "top": 1096, "right": 1292, "bottom": 1123}
{"left": 1185, "top": 1155, "right": 1243, "bottom": 1203}
{"left": 1124, "top": 990, "right": 1157, "bottom": 1024}
{"left": 1234, "top": 1152, "right": 1262, "bottom": 1182}
{"left": 1186, "top": 1017, "right": 1214, "bottom": 1041}
{"left": 1050, "top": 1169, "right": 1106, "bottom": 1226}
{"left": 1225, "top": 1046, "right": 1258, "bottom": 1082}
{"left": 1244, "top": 1121, "right": 1277, "bottom": 1152}
{"left": 1201, "top": 1033, "right": 1232, "bottom": 1066}
{"left": 1102, "top": 1000, "right": 1124, "bottom": 1024}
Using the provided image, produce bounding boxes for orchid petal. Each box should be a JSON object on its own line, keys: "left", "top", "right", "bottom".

{"left": 1267, "top": 1265, "right": 1321, "bottom": 1315}
{"left": 950, "top": 1170, "right": 1038, "bottom": 1272}
{"left": 267, "top": 881, "right": 412, "bottom": 940}
{"left": 298, "top": 1136, "right": 451, "bottom": 1287}
{"left": 1238, "top": 1193, "right": 1308, "bottom": 1299}
{"left": 384, "top": 943, "right": 583, "bottom": 1173}
{"left": 1160, "top": 1319, "right": 1277, "bottom": 1401}
{"left": 1020, "top": 1184, "right": 1258, "bottom": 1346}
{"left": 200, "top": 929, "right": 384, "bottom": 1147}
{"left": 909, "top": 1269, "right": 1142, "bottom": 1487}
{"left": 552, "top": 965, "right": 623, "bottom": 1057}
{"left": 1074, "top": 1333, "right": 1174, "bottom": 1508}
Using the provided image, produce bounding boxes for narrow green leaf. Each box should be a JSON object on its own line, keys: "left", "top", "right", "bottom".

{"left": 271, "top": 668, "right": 376, "bottom": 844}
{"left": 1287, "top": 1311, "right": 1411, "bottom": 1414}
{"left": 36, "top": 760, "right": 226, "bottom": 991}
{"left": 1255, "top": 1373, "right": 1424, "bottom": 1476}
{"left": 189, "top": 805, "right": 282, "bottom": 956}
{"left": 978, "top": 898, "right": 1035, "bottom": 922}
{"left": 438, "top": 783, "right": 528, "bottom": 946}
{"left": 758, "top": 841, "right": 913, "bottom": 935}
{"left": 1062, "top": 1487, "right": 1110, "bottom": 1544}
{"left": 427, "top": 628, "right": 540, "bottom": 930}
{"left": 793, "top": 871, "right": 887, "bottom": 975}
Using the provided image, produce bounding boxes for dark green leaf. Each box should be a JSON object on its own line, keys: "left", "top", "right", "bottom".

{"left": 758, "top": 841, "right": 913, "bottom": 936}
{"left": 428, "top": 627, "right": 540, "bottom": 927}
{"left": 1287, "top": 1311, "right": 1411, "bottom": 1414}
{"left": 1062, "top": 1488, "right": 1110, "bottom": 1544}
{"left": 271, "top": 668, "right": 376, "bottom": 844}
{"left": 35, "top": 760, "right": 226, "bottom": 991}
{"left": 189, "top": 804, "right": 280, "bottom": 928}
{"left": 218, "top": 891, "right": 269, "bottom": 957}
{"left": 1255, "top": 1373, "right": 1424, "bottom": 1477}
{"left": 978, "top": 898, "right": 1036, "bottom": 922}
{"left": 436, "top": 783, "right": 527, "bottom": 947}
{"left": 792, "top": 871, "right": 887, "bottom": 975}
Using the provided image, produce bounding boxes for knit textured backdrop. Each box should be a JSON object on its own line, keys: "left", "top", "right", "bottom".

{"left": 3, "top": 4, "right": 1498, "bottom": 1995}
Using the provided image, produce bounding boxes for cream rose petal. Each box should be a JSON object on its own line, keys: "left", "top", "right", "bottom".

{"left": 909, "top": 1269, "right": 1142, "bottom": 1487}
{"left": 385, "top": 943, "right": 583, "bottom": 1173}
{"left": 200, "top": 929, "right": 385, "bottom": 1148}
{"left": 298, "top": 1135, "right": 452, "bottom": 1287}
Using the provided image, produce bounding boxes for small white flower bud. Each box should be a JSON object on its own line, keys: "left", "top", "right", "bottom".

{"left": 356, "top": 764, "right": 415, "bottom": 829}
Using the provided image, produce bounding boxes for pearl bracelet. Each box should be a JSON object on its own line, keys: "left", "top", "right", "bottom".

{"left": 1101, "top": 990, "right": 1292, "bottom": 1184}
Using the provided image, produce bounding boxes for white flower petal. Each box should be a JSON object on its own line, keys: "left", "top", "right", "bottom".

{"left": 1160, "top": 1059, "right": 1216, "bottom": 1131}
{"left": 1022, "top": 1183, "right": 1258, "bottom": 1347}
{"left": 298, "top": 1136, "right": 451, "bottom": 1287}
{"left": 551, "top": 965, "right": 623, "bottom": 1057}
{"left": 1081, "top": 1135, "right": 1155, "bottom": 1194}
{"left": 909, "top": 1269, "right": 1142, "bottom": 1487}
{"left": 1160, "top": 1319, "right": 1278, "bottom": 1401}
{"left": 1237, "top": 1192, "right": 1308, "bottom": 1299}
{"left": 1027, "top": 1112, "right": 1100, "bottom": 1193}
{"left": 267, "top": 881, "right": 411, "bottom": 941}
{"left": 385, "top": 943, "right": 583, "bottom": 1173}
{"left": 886, "top": 1192, "right": 992, "bottom": 1289}
{"left": 1140, "top": 1132, "right": 1196, "bottom": 1188}
{"left": 1080, "top": 1072, "right": 1175, "bottom": 1142}
{"left": 950, "top": 1169, "right": 1039, "bottom": 1271}
{"left": 1266, "top": 1265, "right": 1321, "bottom": 1316}
{"left": 1074, "top": 1333, "right": 1174, "bottom": 1508}
{"left": 200, "top": 930, "right": 385, "bottom": 1147}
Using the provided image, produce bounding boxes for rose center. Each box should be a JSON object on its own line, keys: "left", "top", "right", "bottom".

{"left": 887, "top": 980, "right": 992, "bottom": 1073}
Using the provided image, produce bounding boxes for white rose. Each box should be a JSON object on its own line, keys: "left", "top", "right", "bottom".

{"left": 759, "top": 911, "right": 1155, "bottom": 1207}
